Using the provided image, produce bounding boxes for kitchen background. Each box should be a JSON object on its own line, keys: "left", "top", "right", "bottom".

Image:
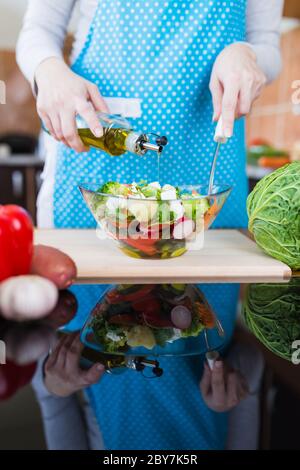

{"left": 0, "top": 0, "right": 299, "bottom": 450}
{"left": 1, "top": 0, "right": 300, "bottom": 222}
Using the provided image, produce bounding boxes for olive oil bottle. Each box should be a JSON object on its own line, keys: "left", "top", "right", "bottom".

{"left": 43, "top": 112, "right": 168, "bottom": 156}
{"left": 81, "top": 347, "right": 163, "bottom": 377}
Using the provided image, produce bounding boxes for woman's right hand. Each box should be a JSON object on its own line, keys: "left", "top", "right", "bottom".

{"left": 35, "top": 57, "right": 109, "bottom": 152}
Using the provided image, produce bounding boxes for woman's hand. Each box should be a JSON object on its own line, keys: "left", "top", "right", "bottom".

{"left": 200, "top": 360, "right": 249, "bottom": 412}
{"left": 210, "top": 43, "right": 267, "bottom": 138}
{"left": 35, "top": 57, "right": 108, "bottom": 152}
{"left": 44, "top": 332, "right": 105, "bottom": 397}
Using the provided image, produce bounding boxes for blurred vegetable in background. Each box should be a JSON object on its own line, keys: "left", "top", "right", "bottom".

{"left": 247, "top": 143, "right": 290, "bottom": 169}
{"left": 0, "top": 205, "right": 33, "bottom": 282}
{"left": 247, "top": 162, "right": 300, "bottom": 270}
{"left": 243, "top": 280, "right": 300, "bottom": 361}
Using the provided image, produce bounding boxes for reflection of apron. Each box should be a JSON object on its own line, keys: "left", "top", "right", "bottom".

{"left": 55, "top": 0, "right": 247, "bottom": 450}
{"left": 68, "top": 283, "right": 240, "bottom": 450}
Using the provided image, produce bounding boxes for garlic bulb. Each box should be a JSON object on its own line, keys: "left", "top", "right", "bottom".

{"left": 0, "top": 275, "right": 58, "bottom": 321}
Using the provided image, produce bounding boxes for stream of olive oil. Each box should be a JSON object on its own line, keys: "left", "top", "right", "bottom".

{"left": 157, "top": 151, "right": 161, "bottom": 183}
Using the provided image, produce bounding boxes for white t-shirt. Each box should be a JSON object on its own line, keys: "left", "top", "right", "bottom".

{"left": 17, "top": 0, "right": 284, "bottom": 86}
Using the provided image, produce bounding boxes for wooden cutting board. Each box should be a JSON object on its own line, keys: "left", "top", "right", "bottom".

{"left": 34, "top": 229, "right": 292, "bottom": 284}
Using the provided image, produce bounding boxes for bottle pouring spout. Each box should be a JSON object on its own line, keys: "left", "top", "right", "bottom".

{"left": 141, "top": 141, "right": 163, "bottom": 153}
{"left": 139, "top": 135, "right": 168, "bottom": 154}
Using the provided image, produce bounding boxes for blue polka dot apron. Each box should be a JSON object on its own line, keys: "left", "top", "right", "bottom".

{"left": 54, "top": 0, "right": 248, "bottom": 450}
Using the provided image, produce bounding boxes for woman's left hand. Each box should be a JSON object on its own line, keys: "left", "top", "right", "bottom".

{"left": 200, "top": 360, "right": 249, "bottom": 412}
{"left": 209, "top": 43, "right": 267, "bottom": 138}
{"left": 44, "top": 333, "right": 105, "bottom": 397}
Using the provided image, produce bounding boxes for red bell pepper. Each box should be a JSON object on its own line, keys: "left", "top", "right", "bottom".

{"left": 0, "top": 205, "right": 33, "bottom": 282}
{"left": 0, "top": 216, "right": 14, "bottom": 281}
{"left": 0, "top": 359, "right": 37, "bottom": 401}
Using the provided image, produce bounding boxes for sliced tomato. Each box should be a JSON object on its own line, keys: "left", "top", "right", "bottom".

{"left": 106, "top": 284, "right": 156, "bottom": 304}
{"left": 132, "top": 296, "right": 160, "bottom": 313}
{"left": 105, "top": 289, "right": 120, "bottom": 303}
{"left": 133, "top": 297, "right": 173, "bottom": 328}
{"left": 139, "top": 222, "right": 173, "bottom": 237}
{"left": 108, "top": 314, "right": 137, "bottom": 326}
{"left": 107, "top": 217, "right": 131, "bottom": 230}
{"left": 204, "top": 201, "right": 219, "bottom": 229}
{"left": 124, "top": 238, "right": 158, "bottom": 256}
{"left": 143, "top": 311, "right": 174, "bottom": 328}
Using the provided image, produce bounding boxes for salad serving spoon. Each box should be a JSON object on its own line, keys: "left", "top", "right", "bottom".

{"left": 208, "top": 116, "right": 230, "bottom": 196}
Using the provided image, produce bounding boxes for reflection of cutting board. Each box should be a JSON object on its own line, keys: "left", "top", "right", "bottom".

{"left": 34, "top": 229, "right": 292, "bottom": 284}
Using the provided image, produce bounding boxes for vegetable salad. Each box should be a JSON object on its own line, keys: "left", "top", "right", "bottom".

{"left": 86, "top": 181, "right": 216, "bottom": 259}
{"left": 89, "top": 284, "right": 216, "bottom": 353}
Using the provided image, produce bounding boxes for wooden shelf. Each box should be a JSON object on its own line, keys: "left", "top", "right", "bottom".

{"left": 34, "top": 229, "right": 292, "bottom": 285}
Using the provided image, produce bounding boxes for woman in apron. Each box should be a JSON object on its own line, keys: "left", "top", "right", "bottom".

{"left": 17, "top": 0, "right": 283, "bottom": 449}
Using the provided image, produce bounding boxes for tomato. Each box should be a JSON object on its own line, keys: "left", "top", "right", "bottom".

{"left": 124, "top": 238, "right": 158, "bottom": 256}
{"left": 106, "top": 285, "right": 155, "bottom": 304}
{"left": 132, "top": 296, "right": 160, "bottom": 313}
{"left": 133, "top": 297, "right": 173, "bottom": 328}
{"left": 109, "top": 314, "right": 137, "bottom": 326}
{"left": 139, "top": 222, "right": 172, "bottom": 237}
{"left": 108, "top": 217, "right": 131, "bottom": 230}
{"left": 0, "top": 205, "right": 33, "bottom": 280}
{"left": 106, "top": 289, "right": 120, "bottom": 303}
{"left": 248, "top": 138, "right": 271, "bottom": 147}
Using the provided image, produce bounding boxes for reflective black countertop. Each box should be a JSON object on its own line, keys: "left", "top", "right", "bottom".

{"left": 0, "top": 279, "right": 299, "bottom": 450}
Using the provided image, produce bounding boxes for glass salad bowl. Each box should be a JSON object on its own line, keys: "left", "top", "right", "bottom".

{"left": 80, "top": 284, "right": 225, "bottom": 358}
{"left": 79, "top": 181, "right": 232, "bottom": 259}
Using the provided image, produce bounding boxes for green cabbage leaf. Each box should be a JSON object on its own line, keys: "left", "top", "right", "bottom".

{"left": 243, "top": 280, "right": 300, "bottom": 361}
{"left": 247, "top": 162, "right": 300, "bottom": 269}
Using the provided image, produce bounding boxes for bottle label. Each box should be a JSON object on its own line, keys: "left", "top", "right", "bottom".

{"left": 125, "top": 132, "right": 141, "bottom": 154}
{"left": 103, "top": 98, "right": 142, "bottom": 118}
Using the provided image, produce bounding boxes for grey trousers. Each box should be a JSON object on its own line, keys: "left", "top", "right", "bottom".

{"left": 31, "top": 358, "right": 104, "bottom": 450}
{"left": 32, "top": 341, "right": 264, "bottom": 450}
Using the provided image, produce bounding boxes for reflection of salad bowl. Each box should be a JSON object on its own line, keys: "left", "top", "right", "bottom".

{"left": 79, "top": 181, "right": 232, "bottom": 259}
{"left": 80, "top": 284, "right": 225, "bottom": 357}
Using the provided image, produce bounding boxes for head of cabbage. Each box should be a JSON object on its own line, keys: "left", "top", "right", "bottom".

{"left": 247, "top": 162, "right": 300, "bottom": 270}
{"left": 243, "top": 280, "right": 300, "bottom": 361}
